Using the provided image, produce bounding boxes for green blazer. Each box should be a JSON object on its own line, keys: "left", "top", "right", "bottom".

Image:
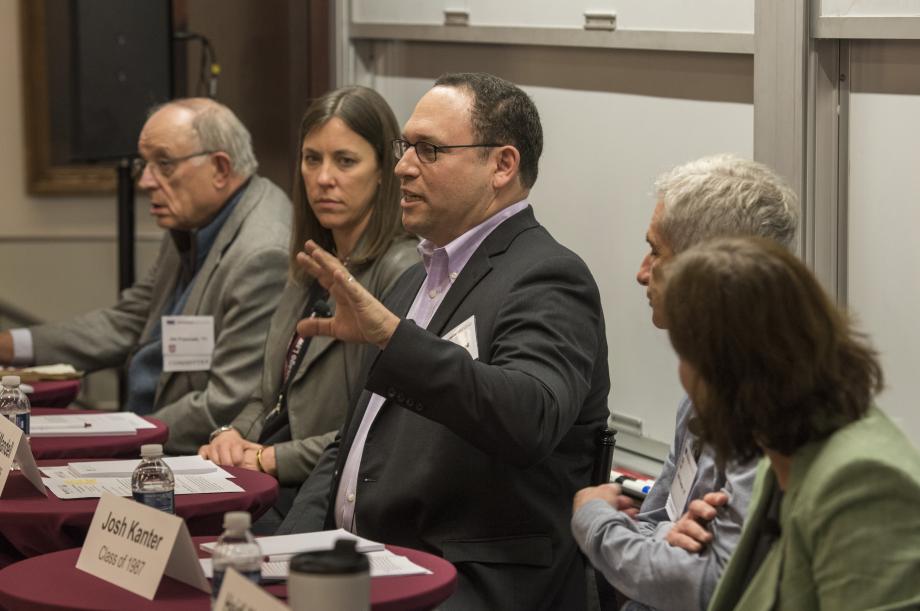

{"left": 708, "top": 407, "right": 920, "bottom": 611}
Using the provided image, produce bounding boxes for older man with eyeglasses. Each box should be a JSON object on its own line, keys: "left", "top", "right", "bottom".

{"left": 0, "top": 98, "right": 290, "bottom": 454}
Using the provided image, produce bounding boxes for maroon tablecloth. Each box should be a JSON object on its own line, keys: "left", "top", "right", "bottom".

{"left": 0, "top": 538, "right": 456, "bottom": 611}
{"left": 30, "top": 408, "right": 169, "bottom": 460}
{"left": 26, "top": 380, "right": 81, "bottom": 407}
{"left": 0, "top": 463, "right": 278, "bottom": 563}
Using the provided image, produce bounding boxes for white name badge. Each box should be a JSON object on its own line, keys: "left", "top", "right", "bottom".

{"left": 161, "top": 315, "right": 215, "bottom": 372}
{"left": 76, "top": 493, "right": 209, "bottom": 600}
{"left": 442, "top": 315, "right": 479, "bottom": 360}
{"left": 666, "top": 439, "right": 699, "bottom": 521}
{"left": 0, "top": 416, "right": 46, "bottom": 497}
{"left": 214, "top": 568, "right": 291, "bottom": 611}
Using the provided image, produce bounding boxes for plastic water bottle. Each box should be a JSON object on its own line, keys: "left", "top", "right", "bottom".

{"left": 131, "top": 444, "right": 175, "bottom": 514}
{"left": 211, "top": 511, "right": 262, "bottom": 600}
{"left": 0, "top": 376, "right": 30, "bottom": 438}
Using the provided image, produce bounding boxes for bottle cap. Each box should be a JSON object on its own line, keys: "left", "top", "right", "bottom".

{"left": 1, "top": 375, "right": 20, "bottom": 387}
{"left": 222, "top": 511, "right": 251, "bottom": 531}
{"left": 140, "top": 444, "right": 164, "bottom": 458}
{"left": 289, "top": 539, "right": 369, "bottom": 575}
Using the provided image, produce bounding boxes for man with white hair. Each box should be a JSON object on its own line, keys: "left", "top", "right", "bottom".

{"left": 0, "top": 98, "right": 290, "bottom": 454}
{"left": 572, "top": 154, "right": 800, "bottom": 611}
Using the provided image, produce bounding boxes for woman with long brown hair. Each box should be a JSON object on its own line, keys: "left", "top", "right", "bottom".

{"left": 200, "top": 86, "right": 418, "bottom": 528}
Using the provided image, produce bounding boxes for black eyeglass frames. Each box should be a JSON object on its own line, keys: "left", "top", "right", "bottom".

{"left": 391, "top": 139, "right": 501, "bottom": 163}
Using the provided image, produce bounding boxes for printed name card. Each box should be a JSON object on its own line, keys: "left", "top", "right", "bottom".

{"left": 0, "top": 415, "right": 46, "bottom": 497}
{"left": 162, "top": 315, "right": 215, "bottom": 372}
{"left": 76, "top": 494, "right": 209, "bottom": 600}
{"left": 213, "top": 568, "right": 290, "bottom": 611}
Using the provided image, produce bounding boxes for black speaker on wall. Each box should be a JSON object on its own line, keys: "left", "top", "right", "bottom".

{"left": 70, "top": 0, "right": 173, "bottom": 162}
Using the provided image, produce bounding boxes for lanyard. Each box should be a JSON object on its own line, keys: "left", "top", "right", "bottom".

{"left": 264, "top": 282, "right": 331, "bottom": 423}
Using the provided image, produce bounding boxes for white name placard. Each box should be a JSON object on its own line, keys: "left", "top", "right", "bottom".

{"left": 76, "top": 494, "right": 209, "bottom": 600}
{"left": 161, "top": 315, "right": 215, "bottom": 372}
{"left": 0, "top": 416, "right": 46, "bottom": 497}
{"left": 213, "top": 568, "right": 290, "bottom": 611}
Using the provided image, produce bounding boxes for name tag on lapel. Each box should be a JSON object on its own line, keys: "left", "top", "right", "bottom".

{"left": 161, "top": 315, "right": 215, "bottom": 372}
{"left": 442, "top": 315, "right": 479, "bottom": 360}
{"left": 666, "top": 439, "right": 699, "bottom": 521}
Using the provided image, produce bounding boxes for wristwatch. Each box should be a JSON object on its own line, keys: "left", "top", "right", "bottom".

{"left": 208, "top": 425, "right": 237, "bottom": 443}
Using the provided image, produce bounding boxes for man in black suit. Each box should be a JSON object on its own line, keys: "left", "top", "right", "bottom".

{"left": 279, "top": 72, "right": 609, "bottom": 610}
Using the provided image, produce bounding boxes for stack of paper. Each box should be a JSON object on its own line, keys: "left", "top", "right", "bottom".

{"left": 30, "top": 412, "right": 156, "bottom": 437}
{"left": 40, "top": 456, "right": 243, "bottom": 500}
{"left": 0, "top": 363, "right": 82, "bottom": 382}
{"left": 198, "top": 530, "right": 432, "bottom": 580}
{"left": 66, "top": 455, "right": 231, "bottom": 478}
{"left": 200, "top": 529, "right": 384, "bottom": 559}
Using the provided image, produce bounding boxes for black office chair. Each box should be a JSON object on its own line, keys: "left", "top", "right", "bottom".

{"left": 585, "top": 427, "right": 622, "bottom": 610}
{"left": 592, "top": 427, "right": 617, "bottom": 486}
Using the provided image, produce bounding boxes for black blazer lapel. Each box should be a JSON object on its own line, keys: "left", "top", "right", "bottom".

{"left": 425, "top": 206, "right": 539, "bottom": 337}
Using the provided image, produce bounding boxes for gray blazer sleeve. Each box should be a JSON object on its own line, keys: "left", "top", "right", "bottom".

{"left": 29, "top": 241, "right": 166, "bottom": 370}
{"left": 572, "top": 397, "right": 757, "bottom": 611}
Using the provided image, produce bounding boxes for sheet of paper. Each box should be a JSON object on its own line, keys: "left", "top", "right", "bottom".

{"left": 100, "top": 412, "right": 157, "bottom": 430}
{"left": 44, "top": 477, "right": 133, "bottom": 499}
{"left": 200, "top": 550, "right": 431, "bottom": 582}
{"left": 43, "top": 474, "right": 243, "bottom": 500}
{"left": 30, "top": 414, "right": 138, "bottom": 437}
{"left": 175, "top": 475, "right": 243, "bottom": 495}
{"left": 162, "top": 315, "right": 214, "bottom": 372}
{"left": 39, "top": 465, "right": 80, "bottom": 478}
{"left": 365, "top": 550, "right": 433, "bottom": 577}
{"left": 199, "top": 528, "right": 384, "bottom": 560}
{"left": 69, "top": 456, "right": 232, "bottom": 478}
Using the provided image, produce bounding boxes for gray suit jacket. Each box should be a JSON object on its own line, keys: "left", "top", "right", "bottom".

{"left": 230, "top": 236, "right": 419, "bottom": 486}
{"left": 280, "top": 206, "right": 609, "bottom": 611}
{"left": 31, "top": 176, "right": 291, "bottom": 454}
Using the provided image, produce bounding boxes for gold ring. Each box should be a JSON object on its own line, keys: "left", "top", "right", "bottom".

{"left": 347, "top": 275, "right": 355, "bottom": 283}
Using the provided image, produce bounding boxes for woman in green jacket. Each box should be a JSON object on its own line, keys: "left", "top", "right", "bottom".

{"left": 661, "top": 236, "right": 920, "bottom": 611}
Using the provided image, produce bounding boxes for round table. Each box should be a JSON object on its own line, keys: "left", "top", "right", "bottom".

{"left": 30, "top": 408, "right": 169, "bottom": 460}
{"left": 0, "top": 463, "right": 278, "bottom": 563}
{"left": 0, "top": 538, "right": 456, "bottom": 611}
{"left": 26, "top": 380, "right": 81, "bottom": 407}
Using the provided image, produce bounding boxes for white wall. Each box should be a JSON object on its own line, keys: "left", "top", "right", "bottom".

{"left": 846, "top": 40, "right": 920, "bottom": 442}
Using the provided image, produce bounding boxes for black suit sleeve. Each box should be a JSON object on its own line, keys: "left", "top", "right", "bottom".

{"left": 366, "top": 253, "right": 606, "bottom": 468}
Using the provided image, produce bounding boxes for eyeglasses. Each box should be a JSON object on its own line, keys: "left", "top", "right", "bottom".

{"left": 392, "top": 139, "right": 502, "bottom": 164}
{"left": 132, "top": 150, "right": 215, "bottom": 181}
